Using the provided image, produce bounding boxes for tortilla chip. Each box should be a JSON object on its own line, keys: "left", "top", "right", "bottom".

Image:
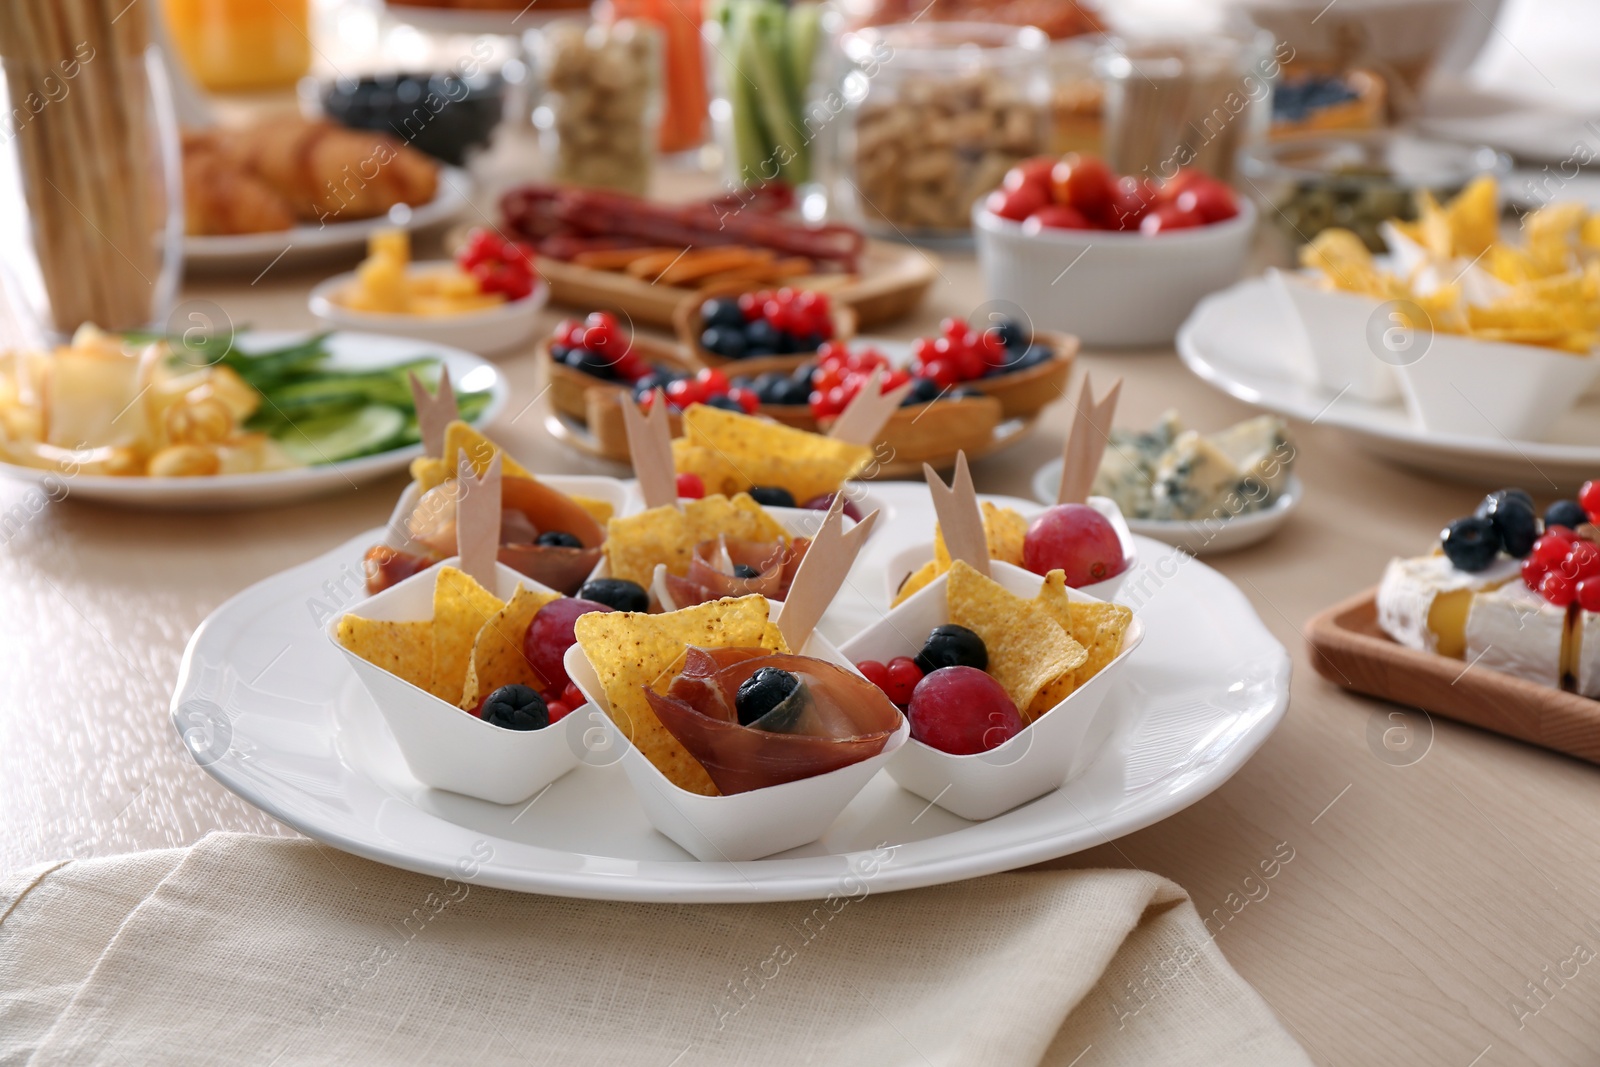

{"left": 677, "top": 404, "right": 872, "bottom": 503}
{"left": 459, "top": 584, "right": 562, "bottom": 710}
{"left": 428, "top": 566, "right": 505, "bottom": 705}
{"left": 1025, "top": 570, "right": 1091, "bottom": 721}
{"left": 945, "top": 561, "right": 1080, "bottom": 717}
{"left": 410, "top": 420, "right": 533, "bottom": 492}
{"left": 982, "top": 503, "right": 1029, "bottom": 568}
{"left": 574, "top": 595, "right": 779, "bottom": 795}
{"left": 671, "top": 440, "right": 744, "bottom": 499}
{"left": 337, "top": 617, "right": 434, "bottom": 693}
{"left": 603, "top": 493, "right": 789, "bottom": 586}
{"left": 1065, "top": 600, "right": 1133, "bottom": 689}
{"left": 572, "top": 494, "right": 614, "bottom": 526}
{"left": 891, "top": 559, "right": 942, "bottom": 607}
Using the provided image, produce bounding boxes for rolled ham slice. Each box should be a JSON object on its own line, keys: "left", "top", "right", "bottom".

{"left": 388, "top": 474, "right": 604, "bottom": 595}
{"left": 663, "top": 537, "right": 812, "bottom": 609}
{"left": 643, "top": 646, "right": 901, "bottom": 794}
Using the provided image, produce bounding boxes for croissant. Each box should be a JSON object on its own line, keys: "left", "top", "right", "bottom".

{"left": 181, "top": 131, "right": 296, "bottom": 236}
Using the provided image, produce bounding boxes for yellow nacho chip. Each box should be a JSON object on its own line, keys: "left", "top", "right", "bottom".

{"left": 1025, "top": 570, "right": 1091, "bottom": 721}
{"left": 945, "top": 561, "right": 1080, "bottom": 717}
{"left": 574, "top": 595, "right": 781, "bottom": 795}
{"left": 572, "top": 494, "right": 614, "bottom": 526}
{"left": 429, "top": 566, "right": 505, "bottom": 705}
{"left": 410, "top": 420, "right": 534, "bottom": 492}
{"left": 337, "top": 617, "right": 434, "bottom": 694}
{"left": 459, "top": 584, "right": 562, "bottom": 710}
{"left": 676, "top": 404, "right": 872, "bottom": 503}
{"left": 1064, "top": 599, "right": 1133, "bottom": 689}
{"left": 671, "top": 440, "right": 744, "bottom": 499}
{"left": 891, "top": 559, "right": 942, "bottom": 607}
{"left": 602, "top": 493, "right": 789, "bottom": 586}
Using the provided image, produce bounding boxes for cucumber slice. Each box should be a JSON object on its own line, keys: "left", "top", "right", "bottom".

{"left": 277, "top": 404, "right": 407, "bottom": 466}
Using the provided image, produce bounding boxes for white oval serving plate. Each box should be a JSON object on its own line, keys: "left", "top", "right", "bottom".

{"left": 309, "top": 267, "right": 547, "bottom": 359}
{"left": 1178, "top": 276, "right": 1600, "bottom": 489}
{"left": 171, "top": 481, "right": 1289, "bottom": 902}
{"left": 0, "top": 330, "right": 508, "bottom": 510}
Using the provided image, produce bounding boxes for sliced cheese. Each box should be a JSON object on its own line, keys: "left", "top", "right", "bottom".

{"left": 1376, "top": 555, "right": 1518, "bottom": 658}
{"left": 1464, "top": 583, "right": 1567, "bottom": 689}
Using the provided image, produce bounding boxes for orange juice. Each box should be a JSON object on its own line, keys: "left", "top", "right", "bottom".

{"left": 162, "top": 0, "right": 311, "bottom": 92}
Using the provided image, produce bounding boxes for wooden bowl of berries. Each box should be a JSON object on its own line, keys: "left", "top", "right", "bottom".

{"left": 674, "top": 282, "right": 858, "bottom": 380}
{"left": 974, "top": 153, "right": 1256, "bottom": 348}
{"left": 905, "top": 317, "right": 1078, "bottom": 420}
{"left": 540, "top": 312, "right": 694, "bottom": 427}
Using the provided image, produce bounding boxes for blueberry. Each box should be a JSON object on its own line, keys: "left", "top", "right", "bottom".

{"left": 1475, "top": 488, "right": 1534, "bottom": 518}
{"left": 1440, "top": 516, "right": 1502, "bottom": 572}
{"left": 734, "top": 666, "right": 805, "bottom": 730}
{"left": 950, "top": 386, "right": 984, "bottom": 400}
{"left": 748, "top": 485, "right": 796, "bottom": 508}
{"left": 773, "top": 331, "right": 797, "bottom": 354}
{"left": 701, "top": 326, "right": 746, "bottom": 359}
{"left": 633, "top": 369, "right": 674, "bottom": 394}
{"left": 796, "top": 331, "right": 826, "bottom": 352}
{"left": 577, "top": 577, "right": 649, "bottom": 612}
{"left": 550, "top": 343, "right": 571, "bottom": 363}
{"left": 1477, "top": 496, "right": 1538, "bottom": 557}
{"left": 536, "top": 530, "right": 583, "bottom": 548}
{"left": 995, "top": 318, "right": 1028, "bottom": 351}
{"left": 480, "top": 684, "right": 549, "bottom": 731}
{"left": 777, "top": 378, "right": 813, "bottom": 405}
{"left": 752, "top": 371, "right": 788, "bottom": 402}
{"left": 704, "top": 394, "right": 744, "bottom": 412}
{"left": 1547, "top": 499, "right": 1588, "bottom": 530}
{"left": 789, "top": 361, "right": 817, "bottom": 384}
{"left": 915, "top": 624, "right": 988, "bottom": 674}
{"left": 732, "top": 563, "right": 760, "bottom": 579}
{"left": 1015, "top": 344, "right": 1054, "bottom": 370}
{"left": 902, "top": 377, "right": 942, "bottom": 405}
{"left": 701, "top": 298, "right": 745, "bottom": 329}
{"left": 576, "top": 350, "right": 619, "bottom": 380}
{"left": 745, "top": 319, "right": 779, "bottom": 352}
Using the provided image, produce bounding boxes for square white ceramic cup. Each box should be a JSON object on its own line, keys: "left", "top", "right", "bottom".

{"left": 1268, "top": 268, "right": 1401, "bottom": 404}
{"left": 841, "top": 561, "right": 1144, "bottom": 821}
{"left": 563, "top": 616, "right": 909, "bottom": 862}
{"left": 328, "top": 556, "right": 581, "bottom": 805}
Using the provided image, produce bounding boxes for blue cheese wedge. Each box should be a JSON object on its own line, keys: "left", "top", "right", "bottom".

{"left": 1463, "top": 583, "right": 1567, "bottom": 689}
{"left": 1147, "top": 416, "right": 1293, "bottom": 521}
{"left": 1377, "top": 554, "right": 1518, "bottom": 658}
{"left": 1093, "top": 411, "right": 1181, "bottom": 517}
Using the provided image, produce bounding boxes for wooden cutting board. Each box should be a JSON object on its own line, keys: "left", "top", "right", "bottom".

{"left": 1305, "top": 588, "right": 1600, "bottom": 764}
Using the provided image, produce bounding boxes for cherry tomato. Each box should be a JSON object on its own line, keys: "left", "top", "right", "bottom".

{"left": 1003, "top": 156, "right": 1057, "bottom": 196}
{"left": 1176, "top": 182, "right": 1238, "bottom": 223}
{"left": 986, "top": 183, "right": 1049, "bottom": 222}
{"left": 1050, "top": 154, "right": 1116, "bottom": 220}
{"left": 1140, "top": 204, "right": 1204, "bottom": 234}
{"left": 1023, "top": 204, "right": 1092, "bottom": 232}
{"left": 1155, "top": 169, "right": 1207, "bottom": 205}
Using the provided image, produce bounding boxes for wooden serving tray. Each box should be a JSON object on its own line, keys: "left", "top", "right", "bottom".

{"left": 1306, "top": 588, "right": 1600, "bottom": 764}
{"left": 536, "top": 239, "right": 938, "bottom": 331}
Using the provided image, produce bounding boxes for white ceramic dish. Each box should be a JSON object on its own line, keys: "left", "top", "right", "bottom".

{"left": 171, "top": 482, "right": 1290, "bottom": 902}
{"left": 380, "top": 1, "right": 574, "bottom": 33}
{"left": 1030, "top": 463, "right": 1303, "bottom": 556}
{"left": 971, "top": 198, "right": 1256, "bottom": 348}
{"left": 1178, "top": 276, "right": 1600, "bottom": 489}
{"left": 564, "top": 625, "right": 910, "bottom": 862}
{"left": 880, "top": 495, "right": 1136, "bottom": 604}
{"left": 0, "top": 331, "right": 508, "bottom": 510}
{"left": 840, "top": 561, "right": 1143, "bottom": 821}
{"left": 183, "top": 167, "right": 470, "bottom": 272}
{"left": 1268, "top": 269, "right": 1599, "bottom": 440}
{"left": 309, "top": 267, "right": 547, "bottom": 358}
{"left": 328, "top": 557, "right": 576, "bottom": 805}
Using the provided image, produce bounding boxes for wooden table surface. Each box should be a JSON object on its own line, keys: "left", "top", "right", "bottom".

{"left": 5, "top": 127, "right": 1600, "bottom": 1066}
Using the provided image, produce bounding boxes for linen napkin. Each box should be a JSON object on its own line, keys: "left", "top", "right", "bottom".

{"left": 0, "top": 833, "right": 1308, "bottom": 1067}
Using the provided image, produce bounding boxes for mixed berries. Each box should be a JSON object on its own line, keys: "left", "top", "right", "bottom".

{"left": 1023, "top": 504, "right": 1128, "bottom": 587}
{"left": 550, "top": 311, "right": 650, "bottom": 383}
{"left": 910, "top": 316, "right": 1054, "bottom": 392}
{"left": 456, "top": 227, "right": 538, "bottom": 300}
{"left": 986, "top": 152, "right": 1240, "bottom": 234}
{"left": 857, "top": 624, "right": 1022, "bottom": 755}
{"left": 698, "top": 288, "right": 835, "bottom": 360}
{"left": 1441, "top": 483, "right": 1600, "bottom": 610}
{"left": 634, "top": 366, "right": 760, "bottom": 415}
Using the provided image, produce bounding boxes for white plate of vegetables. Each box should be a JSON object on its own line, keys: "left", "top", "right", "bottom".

{"left": 0, "top": 329, "right": 507, "bottom": 510}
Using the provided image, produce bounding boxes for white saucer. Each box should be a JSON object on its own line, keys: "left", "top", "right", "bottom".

{"left": 1030, "top": 461, "right": 1303, "bottom": 556}
{"left": 172, "top": 482, "right": 1289, "bottom": 901}
{"left": 1177, "top": 276, "right": 1600, "bottom": 489}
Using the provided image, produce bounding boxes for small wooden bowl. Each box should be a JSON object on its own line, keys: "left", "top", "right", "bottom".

{"left": 674, "top": 281, "right": 858, "bottom": 378}
{"left": 540, "top": 332, "right": 693, "bottom": 425}
{"left": 821, "top": 394, "right": 1004, "bottom": 466}
{"left": 966, "top": 330, "right": 1079, "bottom": 419}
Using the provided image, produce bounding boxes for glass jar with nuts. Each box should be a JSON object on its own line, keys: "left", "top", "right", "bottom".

{"left": 537, "top": 20, "right": 661, "bottom": 195}
{"left": 834, "top": 22, "right": 1051, "bottom": 241}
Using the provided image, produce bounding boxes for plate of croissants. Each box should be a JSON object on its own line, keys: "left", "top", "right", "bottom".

{"left": 182, "top": 116, "right": 468, "bottom": 270}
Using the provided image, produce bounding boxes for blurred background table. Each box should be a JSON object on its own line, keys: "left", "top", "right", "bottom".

{"left": 7, "top": 1, "right": 1600, "bottom": 1065}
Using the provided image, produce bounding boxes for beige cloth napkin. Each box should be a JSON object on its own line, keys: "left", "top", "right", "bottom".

{"left": 0, "top": 833, "right": 1308, "bottom": 1067}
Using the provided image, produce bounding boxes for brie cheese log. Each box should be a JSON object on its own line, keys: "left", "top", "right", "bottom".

{"left": 1376, "top": 555, "right": 1518, "bottom": 658}
{"left": 1576, "top": 611, "right": 1600, "bottom": 698}
{"left": 1463, "top": 583, "right": 1567, "bottom": 689}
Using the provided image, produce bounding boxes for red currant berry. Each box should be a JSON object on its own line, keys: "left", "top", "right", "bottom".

{"left": 856, "top": 659, "right": 890, "bottom": 694}
{"left": 729, "top": 386, "right": 760, "bottom": 414}
{"left": 1532, "top": 534, "right": 1572, "bottom": 566}
{"left": 1579, "top": 577, "right": 1600, "bottom": 613}
{"left": 1523, "top": 555, "right": 1550, "bottom": 590}
{"left": 695, "top": 367, "right": 730, "bottom": 394}
{"left": 675, "top": 472, "right": 705, "bottom": 499}
{"left": 665, "top": 378, "right": 699, "bottom": 406}
{"left": 884, "top": 656, "right": 923, "bottom": 705}
{"left": 1542, "top": 570, "right": 1577, "bottom": 607}
{"left": 1580, "top": 479, "right": 1600, "bottom": 522}
{"left": 562, "top": 681, "right": 585, "bottom": 708}
{"left": 546, "top": 700, "right": 572, "bottom": 723}
{"left": 1565, "top": 540, "right": 1600, "bottom": 580}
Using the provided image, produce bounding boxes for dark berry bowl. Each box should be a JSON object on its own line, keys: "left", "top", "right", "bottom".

{"left": 962, "top": 330, "right": 1078, "bottom": 420}
{"left": 673, "top": 282, "right": 859, "bottom": 380}
{"left": 540, "top": 330, "right": 694, "bottom": 428}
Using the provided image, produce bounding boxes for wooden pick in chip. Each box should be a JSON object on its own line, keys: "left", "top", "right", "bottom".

{"left": 409, "top": 367, "right": 457, "bottom": 458}
{"left": 622, "top": 389, "right": 678, "bottom": 510}
{"left": 778, "top": 491, "right": 880, "bottom": 651}
{"left": 455, "top": 451, "right": 502, "bottom": 588}
{"left": 924, "top": 452, "right": 989, "bottom": 577}
{"left": 1056, "top": 372, "right": 1122, "bottom": 505}
{"left": 828, "top": 366, "right": 914, "bottom": 447}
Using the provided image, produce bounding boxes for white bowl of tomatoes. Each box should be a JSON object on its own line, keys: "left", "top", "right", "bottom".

{"left": 974, "top": 154, "right": 1256, "bottom": 348}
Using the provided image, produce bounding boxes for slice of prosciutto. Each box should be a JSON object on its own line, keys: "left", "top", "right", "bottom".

{"left": 643, "top": 646, "right": 902, "bottom": 794}
{"left": 662, "top": 537, "right": 811, "bottom": 609}
{"left": 381, "top": 474, "right": 604, "bottom": 595}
